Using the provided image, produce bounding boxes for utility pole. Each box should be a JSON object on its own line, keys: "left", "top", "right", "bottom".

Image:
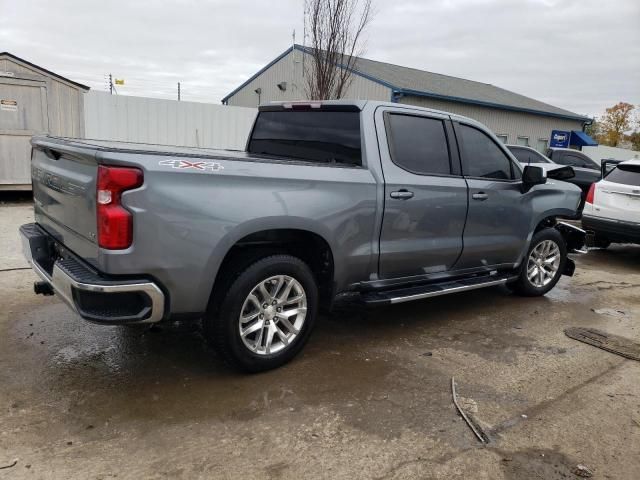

{"left": 178, "top": 82, "right": 181, "bottom": 101}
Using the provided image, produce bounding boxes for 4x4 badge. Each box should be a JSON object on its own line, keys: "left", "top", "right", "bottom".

{"left": 159, "top": 159, "right": 224, "bottom": 171}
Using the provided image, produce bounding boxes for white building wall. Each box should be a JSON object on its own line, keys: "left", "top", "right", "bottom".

{"left": 398, "top": 95, "right": 584, "bottom": 151}
{"left": 84, "top": 91, "right": 257, "bottom": 150}
{"left": 582, "top": 145, "right": 640, "bottom": 164}
{"left": 226, "top": 49, "right": 390, "bottom": 107}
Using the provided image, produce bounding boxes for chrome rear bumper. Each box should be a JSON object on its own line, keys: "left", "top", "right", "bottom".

{"left": 20, "top": 223, "right": 165, "bottom": 324}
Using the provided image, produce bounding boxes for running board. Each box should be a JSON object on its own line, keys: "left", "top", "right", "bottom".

{"left": 362, "top": 274, "right": 517, "bottom": 306}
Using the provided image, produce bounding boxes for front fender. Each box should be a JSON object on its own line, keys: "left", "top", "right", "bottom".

{"left": 555, "top": 222, "right": 587, "bottom": 254}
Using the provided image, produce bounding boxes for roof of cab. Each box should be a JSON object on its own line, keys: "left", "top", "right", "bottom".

{"left": 261, "top": 99, "right": 484, "bottom": 124}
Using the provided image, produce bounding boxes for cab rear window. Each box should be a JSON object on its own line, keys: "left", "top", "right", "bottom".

{"left": 605, "top": 165, "right": 640, "bottom": 186}
{"left": 248, "top": 111, "right": 361, "bottom": 166}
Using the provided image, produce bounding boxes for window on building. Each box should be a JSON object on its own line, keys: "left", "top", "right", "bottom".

{"left": 459, "top": 124, "right": 515, "bottom": 180}
{"left": 517, "top": 136, "right": 529, "bottom": 146}
{"left": 496, "top": 134, "right": 508, "bottom": 144}
{"left": 386, "top": 114, "right": 452, "bottom": 175}
{"left": 536, "top": 139, "right": 548, "bottom": 153}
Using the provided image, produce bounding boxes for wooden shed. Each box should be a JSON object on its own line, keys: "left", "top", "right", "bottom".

{"left": 0, "top": 52, "right": 89, "bottom": 190}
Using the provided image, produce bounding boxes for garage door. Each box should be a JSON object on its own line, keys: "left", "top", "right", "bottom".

{"left": 0, "top": 78, "right": 49, "bottom": 187}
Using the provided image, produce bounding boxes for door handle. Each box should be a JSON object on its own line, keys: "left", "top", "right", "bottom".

{"left": 472, "top": 192, "right": 488, "bottom": 201}
{"left": 390, "top": 190, "right": 414, "bottom": 200}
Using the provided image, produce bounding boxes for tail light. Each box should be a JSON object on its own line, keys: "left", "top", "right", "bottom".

{"left": 585, "top": 183, "right": 596, "bottom": 205}
{"left": 97, "top": 165, "right": 143, "bottom": 249}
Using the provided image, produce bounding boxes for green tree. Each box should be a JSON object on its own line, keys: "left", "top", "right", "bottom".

{"left": 599, "top": 102, "right": 635, "bottom": 147}
{"left": 584, "top": 118, "right": 601, "bottom": 142}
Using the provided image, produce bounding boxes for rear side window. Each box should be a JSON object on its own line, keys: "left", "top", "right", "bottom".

{"left": 386, "top": 114, "right": 451, "bottom": 175}
{"left": 459, "top": 125, "right": 515, "bottom": 180}
{"left": 605, "top": 165, "right": 640, "bottom": 186}
{"left": 559, "top": 152, "right": 599, "bottom": 170}
{"left": 561, "top": 153, "right": 587, "bottom": 167}
{"left": 248, "top": 111, "right": 361, "bottom": 166}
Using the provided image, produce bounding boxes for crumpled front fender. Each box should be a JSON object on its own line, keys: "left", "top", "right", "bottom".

{"left": 555, "top": 222, "right": 587, "bottom": 277}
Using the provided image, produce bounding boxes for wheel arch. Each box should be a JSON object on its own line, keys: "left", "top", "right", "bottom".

{"left": 203, "top": 219, "right": 336, "bottom": 313}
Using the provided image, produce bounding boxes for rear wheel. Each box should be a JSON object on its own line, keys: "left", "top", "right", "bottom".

{"left": 510, "top": 228, "right": 567, "bottom": 297}
{"left": 204, "top": 255, "right": 318, "bottom": 372}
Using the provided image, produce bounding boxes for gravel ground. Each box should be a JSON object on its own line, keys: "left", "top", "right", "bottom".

{"left": 1, "top": 198, "right": 638, "bottom": 479}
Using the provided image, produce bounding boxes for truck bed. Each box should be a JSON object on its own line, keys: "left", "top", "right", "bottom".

{"left": 36, "top": 136, "right": 255, "bottom": 161}
{"left": 29, "top": 134, "right": 379, "bottom": 315}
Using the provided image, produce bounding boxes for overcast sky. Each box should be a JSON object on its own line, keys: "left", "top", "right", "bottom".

{"left": 2, "top": 0, "right": 639, "bottom": 118}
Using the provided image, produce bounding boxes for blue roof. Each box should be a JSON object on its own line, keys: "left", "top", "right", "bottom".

{"left": 570, "top": 130, "right": 598, "bottom": 147}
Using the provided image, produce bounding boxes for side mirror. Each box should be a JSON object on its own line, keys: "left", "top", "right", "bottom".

{"left": 546, "top": 165, "right": 575, "bottom": 181}
{"left": 522, "top": 165, "right": 547, "bottom": 192}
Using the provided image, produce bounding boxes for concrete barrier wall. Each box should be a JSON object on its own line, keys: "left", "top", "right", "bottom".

{"left": 84, "top": 91, "right": 257, "bottom": 150}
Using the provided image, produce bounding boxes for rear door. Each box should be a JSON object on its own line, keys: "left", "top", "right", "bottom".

{"left": 453, "top": 122, "right": 530, "bottom": 269}
{"left": 594, "top": 164, "right": 640, "bottom": 223}
{"left": 376, "top": 108, "right": 468, "bottom": 279}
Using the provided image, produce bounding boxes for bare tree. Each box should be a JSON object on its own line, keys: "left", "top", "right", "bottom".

{"left": 304, "top": 0, "right": 373, "bottom": 100}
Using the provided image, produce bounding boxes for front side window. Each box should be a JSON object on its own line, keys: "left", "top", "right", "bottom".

{"left": 564, "top": 154, "right": 588, "bottom": 168}
{"left": 459, "top": 124, "right": 514, "bottom": 180}
{"left": 248, "top": 110, "right": 361, "bottom": 166}
{"left": 385, "top": 114, "right": 451, "bottom": 175}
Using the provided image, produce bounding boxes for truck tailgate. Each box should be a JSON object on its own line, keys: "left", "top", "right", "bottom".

{"left": 31, "top": 137, "right": 100, "bottom": 260}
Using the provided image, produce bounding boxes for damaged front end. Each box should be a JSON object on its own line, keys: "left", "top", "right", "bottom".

{"left": 555, "top": 222, "right": 587, "bottom": 277}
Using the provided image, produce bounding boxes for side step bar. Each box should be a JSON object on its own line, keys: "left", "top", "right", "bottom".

{"left": 362, "top": 274, "right": 517, "bottom": 306}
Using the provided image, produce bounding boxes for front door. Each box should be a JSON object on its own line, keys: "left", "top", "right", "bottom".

{"left": 453, "top": 122, "right": 531, "bottom": 269}
{"left": 377, "top": 109, "right": 468, "bottom": 279}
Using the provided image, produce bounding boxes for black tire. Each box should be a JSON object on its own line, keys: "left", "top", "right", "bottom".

{"left": 510, "top": 228, "right": 567, "bottom": 297}
{"left": 204, "top": 255, "right": 318, "bottom": 372}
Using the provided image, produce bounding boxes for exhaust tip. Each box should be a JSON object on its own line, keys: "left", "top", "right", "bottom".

{"left": 34, "top": 281, "right": 54, "bottom": 296}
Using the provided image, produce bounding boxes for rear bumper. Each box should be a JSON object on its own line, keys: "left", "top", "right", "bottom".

{"left": 582, "top": 215, "right": 640, "bottom": 244}
{"left": 20, "top": 223, "right": 166, "bottom": 324}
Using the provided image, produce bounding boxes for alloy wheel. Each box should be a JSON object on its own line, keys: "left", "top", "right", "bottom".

{"left": 527, "top": 239, "right": 561, "bottom": 288}
{"left": 238, "top": 275, "right": 307, "bottom": 355}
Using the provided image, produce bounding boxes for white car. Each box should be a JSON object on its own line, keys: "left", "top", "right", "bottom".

{"left": 582, "top": 159, "right": 640, "bottom": 247}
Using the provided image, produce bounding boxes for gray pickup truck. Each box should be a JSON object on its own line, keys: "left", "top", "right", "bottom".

{"left": 20, "top": 100, "right": 585, "bottom": 371}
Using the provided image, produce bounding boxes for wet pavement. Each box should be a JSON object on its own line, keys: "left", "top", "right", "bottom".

{"left": 1, "top": 200, "right": 639, "bottom": 479}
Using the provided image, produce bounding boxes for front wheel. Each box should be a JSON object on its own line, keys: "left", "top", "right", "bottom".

{"left": 204, "top": 255, "right": 318, "bottom": 372}
{"left": 510, "top": 228, "right": 567, "bottom": 297}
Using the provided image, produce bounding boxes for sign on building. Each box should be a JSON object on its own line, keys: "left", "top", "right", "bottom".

{"left": 550, "top": 130, "right": 570, "bottom": 148}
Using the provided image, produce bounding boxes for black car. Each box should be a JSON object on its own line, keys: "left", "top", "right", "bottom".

{"left": 507, "top": 145, "right": 600, "bottom": 200}
{"left": 545, "top": 147, "right": 601, "bottom": 195}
